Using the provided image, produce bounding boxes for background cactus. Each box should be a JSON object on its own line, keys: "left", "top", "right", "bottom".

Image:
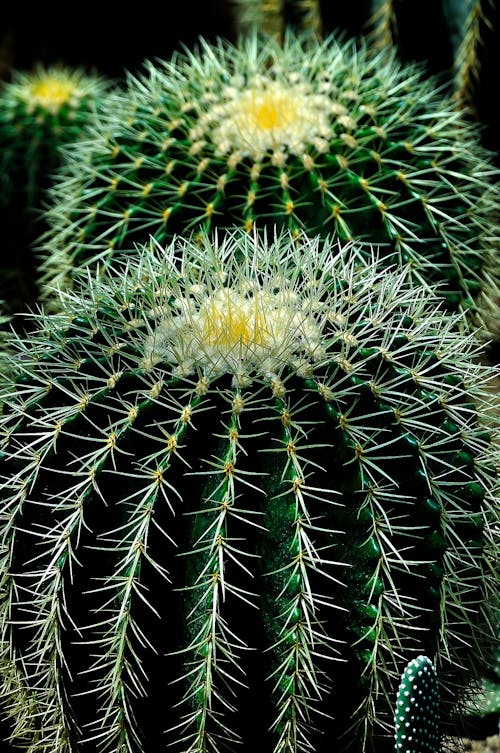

{"left": 37, "top": 31, "right": 499, "bottom": 331}
{"left": 231, "top": 0, "right": 323, "bottom": 40}
{"left": 0, "top": 231, "right": 498, "bottom": 753}
{"left": 394, "top": 655, "right": 440, "bottom": 753}
{"left": 474, "top": 652, "right": 500, "bottom": 720}
{"left": 0, "top": 64, "right": 113, "bottom": 316}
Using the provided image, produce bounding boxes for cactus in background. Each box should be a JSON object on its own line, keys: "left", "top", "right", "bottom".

{"left": 442, "top": 0, "right": 498, "bottom": 109}
{"left": 0, "top": 64, "right": 113, "bottom": 314}
{"left": 38, "top": 31, "right": 499, "bottom": 326}
{"left": 0, "top": 64, "right": 112, "bottom": 212}
{"left": 452, "top": 0, "right": 500, "bottom": 161}
{"left": 367, "top": 0, "right": 456, "bottom": 75}
{"left": 365, "top": 1, "right": 398, "bottom": 53}
{"left": 394, "top": 655, "right": 440, "bottom": 753}
{"left": 1, "top": 230, "right": 498, "bottom": 753}
{"left": 474, "top": 659, "right": 500, "bottom": 719}
{"left": 231, "top": 0, "right": 323, "bottom": 40}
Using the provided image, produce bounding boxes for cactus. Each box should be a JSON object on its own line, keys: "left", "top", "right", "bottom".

{"left": 394, "top": 655, "right": 440, "bottom": 753}
{"left": 0, "top": 63, "right": 112, "bottom": 213}
{"left": 231, "top": 0, "right": 323, "bottom": 40}
{"left": 0, "top": 230, "right": 498, "bottom": 753}
{"left": 0, "top": 63, "right": 113, "bottom": 314}
{"left": 38, "top": 31, "right": 499, "bottom": 326}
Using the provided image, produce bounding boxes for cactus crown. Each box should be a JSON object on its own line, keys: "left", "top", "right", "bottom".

{"left": 11, "top": 65, "right": 91, "bottom": 113}
{"left": 0, "top": 62, "right": 112, "bottom": 203}
{"left": 141, "top": 235, "right": 331, "bottom": 385}
{"left": 0, "top": 63, "right": 110, "bottom": 116}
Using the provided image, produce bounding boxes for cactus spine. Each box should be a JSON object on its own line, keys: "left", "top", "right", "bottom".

{"left": 38, "top": 31, "right": 499, "bottom": 324}
{"left": 0, "top": 231, "right": 498, "bottom": 753}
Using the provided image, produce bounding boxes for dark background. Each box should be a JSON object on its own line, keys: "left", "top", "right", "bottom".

{"left": 0, "top": 2, "right": 238, "bottom": 80}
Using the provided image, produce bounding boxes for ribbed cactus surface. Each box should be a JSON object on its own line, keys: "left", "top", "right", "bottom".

{"left": 39, "top": 32, "right": 499, "bottom": 321}
{"left": 0, "top": 231, "right": 498, "bottom": 753}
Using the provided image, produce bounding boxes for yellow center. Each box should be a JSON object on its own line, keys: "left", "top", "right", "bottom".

{"left": 198, "top": 290, "right": 270, "bottom": 349}
{"left": 29, "top": 77, "right": 75, "bottom": 108}
{"left": 238, "top": 86, "right": 297, "bottom": 133}
{"left": 144, "top": 268, "right": 326, "bottom": 383}
{"left": 244, "top": 91, "right": 294, "bottom": 131}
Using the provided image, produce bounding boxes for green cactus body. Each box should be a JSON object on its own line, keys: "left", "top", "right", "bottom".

{"left": 394, "top": 655, "right": 440, "bottom": 753}
{"left": 0, "top": 231, "right": 498, "bottom": 753}
{"left": 39, "top": 32, "right": 499, "bottom": 322}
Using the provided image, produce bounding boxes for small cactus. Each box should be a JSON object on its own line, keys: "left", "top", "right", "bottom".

{"left": 0, "top": 230, "right": 498, "bottom": 753}
{"left": 0, "top": 63, "right": 112, "bottom": 213}
{"left": 38, "top": 31, "right": 499, "bottom": 325}
{"left": 0, "top": 64, "right": 113, "bottom": 314}
{"left": 394, "top": 655, "right": 440, "bottom": 753}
